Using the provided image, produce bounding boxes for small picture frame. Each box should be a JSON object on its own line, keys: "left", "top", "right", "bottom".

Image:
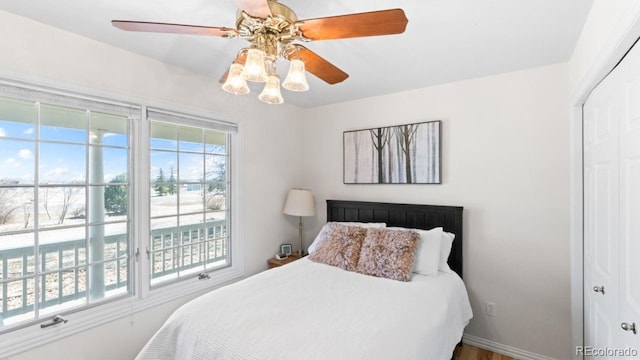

{"left": 280, "top": 244, "right": 292, "bottom": 256}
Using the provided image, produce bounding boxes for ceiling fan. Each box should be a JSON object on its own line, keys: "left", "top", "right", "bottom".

{"left": 112, "top": 0, "right": 408, "bottom": 104}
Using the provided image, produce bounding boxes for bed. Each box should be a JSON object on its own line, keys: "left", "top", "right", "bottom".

{"left": 136, "top": 200, "right": 472, "bottom": 360}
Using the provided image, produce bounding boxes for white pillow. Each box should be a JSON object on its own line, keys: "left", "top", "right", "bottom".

{"left": 439, "top": 231, "right": 455, "bottom": 273}
{"left": 308, "top": 222, "right": 386, "bottom": 254}
{"left": 388, "top": 226, "right": 443, "bottom": 276}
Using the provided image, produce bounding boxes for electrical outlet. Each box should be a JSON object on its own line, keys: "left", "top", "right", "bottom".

{"left": 485, "top": 301, "right": 496, "bottom": 317}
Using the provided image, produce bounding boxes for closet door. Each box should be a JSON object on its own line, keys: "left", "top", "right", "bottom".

{"left": 583, "top": 67, "right": 620, "bottom": 353}
{"left": 618, "top": 38, "right": 640, "bottom": 347}
{"left": 584, "top": 38, "right": 640, "bottom": 353}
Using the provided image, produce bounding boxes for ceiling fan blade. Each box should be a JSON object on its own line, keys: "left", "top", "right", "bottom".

{"left": 294, "top": 46, "right": 348, "bottom": 85}
{"left": 112, "top": 20, "right": 234, "bottom": 37}
{"left": 298, "top": 9, "right": 408, "bottom": 41}
{"left": 233, "top": 0, "right": 272, "bottom": 18}
{"left": 219, "top": 51, "right": 249, "bottom": 84}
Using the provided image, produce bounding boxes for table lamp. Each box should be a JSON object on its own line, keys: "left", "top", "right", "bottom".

{"left": 283, "top": 188, "right": 315, "bottom": 256}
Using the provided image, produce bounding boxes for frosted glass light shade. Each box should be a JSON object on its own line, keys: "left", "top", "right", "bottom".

{"left": 241, "top": 48, "right": 267, "bottom": 82}
{"left": 282, "top": 59, "right": 309, "bottom": 92}
{"left": 222, "top": 63, "right": 250, "bottom": 95}
{"left": 283, "top": 188, "right": 315, "bottom": 216}
{"left": 258, "top": 75, "right": 284, "bottom": 104}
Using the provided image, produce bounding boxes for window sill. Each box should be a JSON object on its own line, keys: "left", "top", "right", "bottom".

{"left": 1, "top": 265, "right": 244, "bottom": 358}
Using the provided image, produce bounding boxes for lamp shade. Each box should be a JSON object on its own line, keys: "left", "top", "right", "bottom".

{"left": 222, "top": 63, "right": 250, "bottom": 95}
{"left": 258, "top": 74, "right": 284, "bottom": 105}
{"left": 241, "top": 48, "right": 268, "bottom": 82}
{"left": 282, "top": 59, "right": 309, "bottom": 92}
{"left": 283, "top": 188, "right": 315, "bottom": 217}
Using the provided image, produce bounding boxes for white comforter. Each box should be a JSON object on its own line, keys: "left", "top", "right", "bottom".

{"left": 137, "top": 258, "right": 472, "bottom": 360}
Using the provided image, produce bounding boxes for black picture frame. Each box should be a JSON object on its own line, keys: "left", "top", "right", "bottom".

{"left": 343, "top": 121, "right": 442, "bottom": 184}
{"left": 280, "top": 244, "right": 292, "bottom": 256}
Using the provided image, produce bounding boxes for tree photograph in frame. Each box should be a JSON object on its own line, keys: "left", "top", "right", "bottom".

{"left": 343, "top": 121, "right": 441, "bottom": 184}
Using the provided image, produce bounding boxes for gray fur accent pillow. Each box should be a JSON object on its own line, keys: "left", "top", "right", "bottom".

{"left": 308, "top": 223, "right": 367, "bottom": 271}
{"left": 356, "top": 228, "right": 419, "bottom": 282}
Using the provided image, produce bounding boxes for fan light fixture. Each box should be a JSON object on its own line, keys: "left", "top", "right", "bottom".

{"left": 222, "top": 3, "right": 314, "bottom": 105}
{"left": 229, "top": 47, "right": 307, "bottom": 104}
{"left": 111, "top": 0, "right": 409, "bottom": 105}
{"left": 235, "top": 46, "right": 309, "bottom": 104}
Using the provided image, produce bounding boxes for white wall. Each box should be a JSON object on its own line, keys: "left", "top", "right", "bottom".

{"left": 0, "top": 10, "right": 304, "bottom": 359}
{"left": 301, "top": 63, "right": 571, "bottom": 359}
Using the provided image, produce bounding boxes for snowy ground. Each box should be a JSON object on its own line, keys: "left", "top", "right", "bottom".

{"left": 0, "top": 188, "right": 224, "bottom": 250}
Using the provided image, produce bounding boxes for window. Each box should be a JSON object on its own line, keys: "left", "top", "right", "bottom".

{"left": 0, "top": 91, "right": 135, "bottom": 329}
{"left": 0, "top": 83, "right": 238, "bottom": 341}
{"left": 148, "top": 112, "right": 231, "bottom": 286}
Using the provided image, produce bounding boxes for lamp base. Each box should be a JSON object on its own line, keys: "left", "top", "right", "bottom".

{"left": 296, "top": 249, "right": 305, "bottom": 257}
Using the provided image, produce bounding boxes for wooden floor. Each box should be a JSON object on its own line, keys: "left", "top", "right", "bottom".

{"left": 453, "top": 344, "right": 517, "bottom": 360}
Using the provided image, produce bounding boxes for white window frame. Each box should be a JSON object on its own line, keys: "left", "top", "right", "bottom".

{"left": 141, "top": 108, "right": 239, "bottom": 292}
{"left": 0, "top": 82, "right": 139, "bottom": 330}
{"left": 0, "top": 80, "right": 244, "bottom": 357}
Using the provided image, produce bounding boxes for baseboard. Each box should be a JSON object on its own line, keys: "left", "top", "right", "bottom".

{"left": 463, "top": 334, "right": 557, "bottom": 360}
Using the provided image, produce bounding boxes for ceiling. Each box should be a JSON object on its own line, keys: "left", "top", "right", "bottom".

{"left": 0, "top": 0, "right": 593, "bottom": 108}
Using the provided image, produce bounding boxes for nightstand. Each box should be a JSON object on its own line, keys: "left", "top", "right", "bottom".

{"left": 268, "top": 254, "right": 301, "bottom": 269}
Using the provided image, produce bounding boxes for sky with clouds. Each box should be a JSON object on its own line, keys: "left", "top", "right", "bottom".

{"left": 0, "top": 121, "right": 128, "bottom": 184}
{"left": 1, "top": 121, "right": 226, "bottom": 186}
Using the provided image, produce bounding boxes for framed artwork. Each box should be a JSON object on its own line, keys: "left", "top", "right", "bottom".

{"left": 280, "top": 244, "right": 292, "bottom": 256}
{"left": 343, "top": 121, "right": 441, "bottom": 184}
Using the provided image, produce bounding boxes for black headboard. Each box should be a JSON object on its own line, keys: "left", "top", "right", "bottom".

{"left": 326, "top": 200, "right": 464, "bottom": 278}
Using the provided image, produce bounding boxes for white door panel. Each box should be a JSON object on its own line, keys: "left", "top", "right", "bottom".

{"left": 619, "top": 39, "right": 640, "bottom": 348}
{"left": 584, "top": 69, "right": 621, "bottom": 355}
{"left": 594, "top": 301, "right": 614, "bottom": 350}
{"left": 583, "top": 35, "right": 640, "bottom": 353}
